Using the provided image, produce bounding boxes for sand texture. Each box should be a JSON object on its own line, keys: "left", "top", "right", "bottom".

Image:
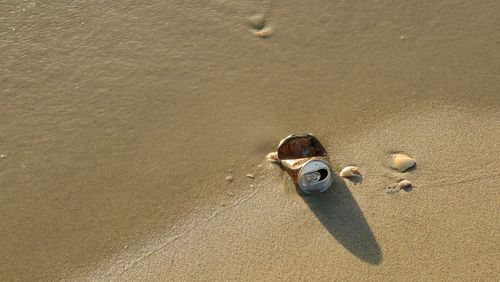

{"left": 80, "top": 106, "right": 499, "bottom": 281}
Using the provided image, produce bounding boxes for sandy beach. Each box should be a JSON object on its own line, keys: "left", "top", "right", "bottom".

{"left": 1, "top": 0, "right": 499, "bottom": 280}
{"left": 79, "top": 104, "right": 499, "bottom": 281}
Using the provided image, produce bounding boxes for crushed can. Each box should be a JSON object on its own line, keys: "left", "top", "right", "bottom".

{"left": 270, "top": 133, "right": 334, "bottom": 195}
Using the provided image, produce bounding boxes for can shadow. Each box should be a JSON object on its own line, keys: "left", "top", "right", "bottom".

{"left": 301, "top": 175, "right": 383, "bottom": 265}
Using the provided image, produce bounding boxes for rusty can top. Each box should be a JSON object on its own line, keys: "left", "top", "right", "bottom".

{"left": 277, "top": 133, "right": 327, "bottom": 160}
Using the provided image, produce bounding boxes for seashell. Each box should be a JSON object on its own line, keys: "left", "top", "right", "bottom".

{"left": 246, "top": 173, "right": 254, "bottom": 179}
{"left": 398, "top": 179, "right": 412, "bottom": 190}
{"left": 253, "top": 25, "right": 273, "bottom": 38}
{"left": 248, "top": 14, "right": 266, "bottom": 30}
{"left": 391, "top": 154, "right": 416, "bottom": 172}
{"left": 339, "top": 166, "right": 361, "bottom": 178}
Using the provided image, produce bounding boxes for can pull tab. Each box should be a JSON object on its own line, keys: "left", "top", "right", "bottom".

{"left": 302, "top": 169, "right": 328, "bottom": 184}
{"left": 304, "top": 171, "right": 321, "bottom": 184}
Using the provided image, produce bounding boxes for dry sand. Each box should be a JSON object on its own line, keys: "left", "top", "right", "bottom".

{"left": 1, "top": 0, "right": 499, "bottom": 281}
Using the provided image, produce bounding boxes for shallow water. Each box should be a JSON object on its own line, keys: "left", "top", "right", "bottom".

{"left": 1, "top": 0, "right": 499, "bottom": 280}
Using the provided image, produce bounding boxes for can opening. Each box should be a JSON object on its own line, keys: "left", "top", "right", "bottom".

{"left": 303, "top": 168, "right": 329, "bottom": 185}
{"left": 317, "top": 168, "right": 328, "bottom": 181}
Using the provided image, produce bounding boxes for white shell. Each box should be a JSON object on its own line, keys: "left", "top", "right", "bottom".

{"left": 339, "top": 166, "right": 360, "bottom": 177}
{"left": 391, "top": 154, "right": 416, "bottom": 172}
{"left": 253, "top": 25, "right": 273, "bottom": 37}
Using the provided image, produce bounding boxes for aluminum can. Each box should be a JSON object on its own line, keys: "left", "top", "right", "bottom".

{"left": 274, "top": 133, "right": 334, "bottom": 195}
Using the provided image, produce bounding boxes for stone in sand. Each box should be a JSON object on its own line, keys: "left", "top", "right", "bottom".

{"left": 391, "top": 153, "right": 416, "bottom": 172}
{"left": 248, "top": 14, "right": 266, "bottom": 30}
{"left": 225, "top": 175, "right": 234, "bottom": 183}
{"left": 398, "top": 179, "right": 412, "bottom": 190}
{"left": 246, "top": 174, "right": 254, "bottom": 179}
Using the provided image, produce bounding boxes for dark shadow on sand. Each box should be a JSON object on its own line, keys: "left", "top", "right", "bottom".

{"left": 302, "top": 175, "right": 383, "bottom": 265}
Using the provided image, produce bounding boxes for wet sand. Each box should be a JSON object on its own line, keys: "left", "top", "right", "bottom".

{"left": 1, "top": 0, "right": 499, "bottom": 280}
{"left": 78, "top": 105, "right": 499, "bottom": 281}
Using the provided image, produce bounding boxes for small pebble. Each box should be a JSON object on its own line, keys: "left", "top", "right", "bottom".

{"left": 246, "top": 174, "right": 254, "bottom": 179}
{"left": 266, "top": 152, "right": 279, "bottom": 163}
{"left": 391, "top": 153, "right": 416, "bottom": 172}
{"left": 253, "top": 25, "right": 273, "bottom": 38}
{"left": 0, "top": 154, "right": 6, "bottom": 159}
{"left": 225, "top": 175, "right": 234, "bottom": 183}
{"left": 248, "top": 14, "right": 266, "bottom": 30}
{"left": 339, "top": 166, "right": 360, "bottom": 177}
{"left": 398, "top": 179, "right": 412, "bottom": 190}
